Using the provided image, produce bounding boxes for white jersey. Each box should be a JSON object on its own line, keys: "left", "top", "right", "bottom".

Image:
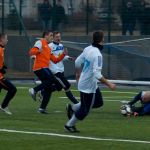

{"left": 75, "top": 45, "right": 103, "bottom": 93}
{"left": 49, "top": 42, "right": 69, "bottom": 74}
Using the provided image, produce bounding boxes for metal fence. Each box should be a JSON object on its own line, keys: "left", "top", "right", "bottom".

{"left": 0, "top": 0, "right": 150, "bottom": 36}
{"left": 0, "top": 0, "right": 150, "bottom": 80}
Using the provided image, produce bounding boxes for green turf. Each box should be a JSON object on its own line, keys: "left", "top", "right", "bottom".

{"left": 0, "top": 86, "right": 150, "bottom": 150}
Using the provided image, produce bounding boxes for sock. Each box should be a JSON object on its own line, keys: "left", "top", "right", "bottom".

{"left": 66, "top": 114, "right": 78, "bottom": 127}
{"left": 65, "top": 91, "right": 78, "bottom": 104}
{"left": 72, "top": 102, "right": 81, "bottom": 112}
{"left": 128, "top": 91, "right": 142, "bottom": 106}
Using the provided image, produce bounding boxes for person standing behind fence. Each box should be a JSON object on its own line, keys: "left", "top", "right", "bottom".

{"left": 119, "top": 1, "right": 136, "bottom": 35}
{"left": 138, "top": 0, "right": 150, "bottom": 35}
{"left": 51, "top": 0, "right": 66, "bottom": 31}
{"left": 0, "top": 33, "right": 17, "bottom": 115}
{"left": 38, "top": 0, "right": 52, "bottom": 31}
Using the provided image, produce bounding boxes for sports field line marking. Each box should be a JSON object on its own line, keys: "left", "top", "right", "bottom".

{"left": 71, "top": 90, "right": 137, "bottom": 94}
{"left": 0, "top": 128, "right": 150, "bottom": 144}
{"left": 17, "top": 87, "right": 137, "bottom": 94}
{"left": 59, "top": 97, "right": 132, "bottom": 101}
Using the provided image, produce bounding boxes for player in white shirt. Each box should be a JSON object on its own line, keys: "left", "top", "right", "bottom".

{"left": 65, "top": 31, "right": 116, "bottom": 133}
{"left": 49, "top": 31, "right": 78, "bottom": 104}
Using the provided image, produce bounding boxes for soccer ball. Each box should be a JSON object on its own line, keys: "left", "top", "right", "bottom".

{"left": 120, "top": 104, "right": 132, "bottom": 116}
{"left": 120, "top": 105, "right": 127, "bottom": 115}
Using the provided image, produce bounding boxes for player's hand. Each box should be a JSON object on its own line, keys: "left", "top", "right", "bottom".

{"left": 63, "top": 48, "right": 68, "bottom": 56}
{"left": 76, "top": 73, "right": 80, "bottom": 82}
{"left": 76, "top": 69, "right": 81, "bottom": 82}
{"left": 108, "top": 83, "right": 116, "bottom": 91}
{"left": 30, "top": 55, "right": 36, "bottom": 59}
{"left": 68, "top": 57, "right": 76, "bottom": 61}
{"left": 3, "top": 65, "right": 7, "bottom": 69}
{"left": 0, "top": 67, "right": 6, "bottom": 74}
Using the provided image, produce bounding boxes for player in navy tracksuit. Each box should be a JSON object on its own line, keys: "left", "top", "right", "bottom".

{"left": 128, "top": 91, "right": 150, "bottom": 116}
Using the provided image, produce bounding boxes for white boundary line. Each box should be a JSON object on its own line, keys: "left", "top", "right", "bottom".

{"left": 0, "top": 128, "right": 150, "bottom": 144}
{"left": 70, "top": 90, "right": 137, "bottom": 94}
{"left": 36, "top": 78, "right": 150, "bottom": 85}
{"left": 17, "top": 87, "right": 137, "bottom": 94}
{"left": 59, "top": 97, "right": 131, "bottom": 101}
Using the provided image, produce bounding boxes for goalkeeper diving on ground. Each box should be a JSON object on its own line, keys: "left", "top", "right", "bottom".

{"left": 121, "top": 91, "right": 150, "bottom": 116}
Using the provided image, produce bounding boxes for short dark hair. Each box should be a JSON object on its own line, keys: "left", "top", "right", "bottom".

{"left": 53, "top": 31, "right": 60, "bottom": 37}
{"left": 0, "top": 33, "right": 6, "bottom": 39}
{"left": 42, "top": 30, "right": 52, "bottom": 38}
{"left": 93, "top": 31, "right": 104, "bottom": 43}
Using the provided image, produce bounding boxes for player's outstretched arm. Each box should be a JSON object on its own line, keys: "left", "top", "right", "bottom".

{"left": 99, "top": 76, "right": 116, "bottom": 91}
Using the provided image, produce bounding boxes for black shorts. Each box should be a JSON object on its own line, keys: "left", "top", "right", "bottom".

{"left": 54, "top": 72, "right": 71, "bottom": 90}
{"left": 75, "top": 87, "right": 103, "bottom": 120}
{"left": 34, "top": 68, "right": 62, "bottom": 91}
{"left": 0, "top": 78, "right": 16, "bottom": 91}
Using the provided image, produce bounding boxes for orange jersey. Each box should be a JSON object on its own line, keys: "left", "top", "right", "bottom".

{"left": 0, "top": 46, "right": 4, "bottom": 79}
{"left": 29, "top": 39, "right": 65, "bottom": 71}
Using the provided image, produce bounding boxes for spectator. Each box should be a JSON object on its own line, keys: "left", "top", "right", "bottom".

{"left": 120, "top": 1, "right": 136, "bottom": 35}
{"left": 38, "top": 0, "right": 52, "bottom": 31}
{"left": 51, "top": 0, "right": 66, "bottom": 31}
{"left": 138, "top": 0, "right": 150, "bottom": 35}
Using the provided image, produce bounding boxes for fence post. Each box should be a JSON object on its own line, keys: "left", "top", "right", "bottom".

{"left": 2, "top": 0, "right": 4, "bottom": 34}
{"left": 19, "top": 0, "right": 22, "bottom": 35}
{"left": 107, "top": 0, "right": 112, "bottom": 78}
{"left": 53, "top": 0, "right": 56, "bottom": 6}
{"left": 108, "top": 0, "right": 111, "bottom": 42}
{"left": 86, "top": 0, "right": 89, "bottom": 35}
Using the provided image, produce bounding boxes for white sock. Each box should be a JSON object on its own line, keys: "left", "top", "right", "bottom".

{"left": 66, "top": 114, "right": 78, "bottom": 127}
{"left": 72, "top": 102, "right": 81, "bottom": 112}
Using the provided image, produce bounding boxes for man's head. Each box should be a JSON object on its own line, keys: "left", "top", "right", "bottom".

{"left": 53, "top": 31, "right": 61, "bottom": 43}
{"left": 0, "top": 33, "right": 8, "bottom": 46}
{"left": 126, "top": 1, "right": 132, "bottom": 8}
{"left": 43, "top": 0, "right": 49, "bottom": 4}
{"left": 57, "top": 0, "right": 62, "bottom": 6}
{"left": 42, "top": 30, "right": 53, "bottom": 43}
{"left": 92, "top": 31, "right": 104, "bottom": 45}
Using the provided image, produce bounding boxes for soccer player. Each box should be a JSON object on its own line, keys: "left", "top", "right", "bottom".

{"left": 123, "top": 91, "right": 150, "bottom": 116}
{"left": 36, "top": 31, "right": 78, "bottom": 113}
{"left": 49, "top": 31, "right": 78, "bottom": 104}
{"left": 64, "top": 31, "right": 116, "bottom": 133}
{"left": 0, "top": 33, "right": 17, "bottom": 115}
{"left": 29, "top": 30, "right": 67, "bottom": 114}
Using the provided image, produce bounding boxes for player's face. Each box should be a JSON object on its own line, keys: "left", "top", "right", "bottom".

{"left": 0, "top": 34, "right": 8, "bottom": 46}
{"left": 53, "top": 33, "right": 61, "bottom": 43}
{"left": 46, "top": 32, "right": 53, "bottom": 43}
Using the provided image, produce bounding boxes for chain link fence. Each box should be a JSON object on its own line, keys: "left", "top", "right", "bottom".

{"left": 0, "top": 0, "right": 150, "bottom": 80}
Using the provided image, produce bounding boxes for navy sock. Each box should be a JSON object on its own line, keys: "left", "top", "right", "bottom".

{"left": 66, "top": 91, "right": 78, "bottom": 104}
{"left": 128, "top": 91, "right": 142, "bottom": 106}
